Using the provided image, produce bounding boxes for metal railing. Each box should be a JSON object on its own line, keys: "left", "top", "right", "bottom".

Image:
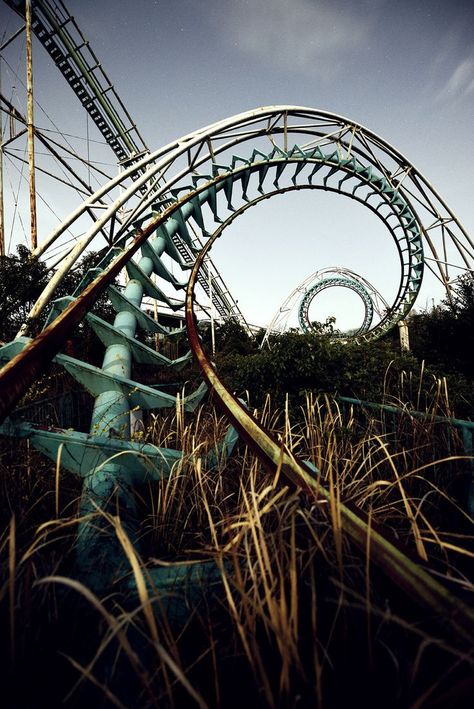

{"left": 336, "top": 395, "right": 474, "bottom": 515}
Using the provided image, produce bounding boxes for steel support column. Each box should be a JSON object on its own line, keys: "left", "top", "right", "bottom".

{"left": 77, "top": 236, "right": 167, "bottom": 585}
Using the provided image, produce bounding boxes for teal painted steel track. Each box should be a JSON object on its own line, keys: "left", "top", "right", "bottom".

{"left": 1, "top": 107, "right": 474, "bottom": 638}
{"left": 298, "top": 276, "right": 374, "bottom": 336}
{"left": 262, "top": 267, "right": 390, "bottom": 345}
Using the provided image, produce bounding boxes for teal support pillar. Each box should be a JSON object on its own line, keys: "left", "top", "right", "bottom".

{"left": 77, "top": 238, "right": 166, "bottom": 588}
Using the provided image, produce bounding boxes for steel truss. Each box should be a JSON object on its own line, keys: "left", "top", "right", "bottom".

{"left": 17, "top": 106, "right": 472, "bottom": 338}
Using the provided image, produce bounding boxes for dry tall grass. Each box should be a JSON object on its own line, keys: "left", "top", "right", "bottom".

{"left": 0, "top": 390, "right": 473, "bottom": 708}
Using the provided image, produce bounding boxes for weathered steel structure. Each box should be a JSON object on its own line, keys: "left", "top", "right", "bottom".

{"left": 1, "top": 0, "right": 247, "bottom": 325}
{"left": 1, "top": 2, "right": 474, "bottom": 648}
{"left": 0, "top": 108, "right": 473, "bottom": 629}
{"left": 261, "top": 267, "right": 391, "bottom": 345}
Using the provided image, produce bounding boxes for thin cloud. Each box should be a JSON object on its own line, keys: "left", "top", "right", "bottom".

{"left": 212, "top": 0, "right": 378, "bottom": 78}
{"left": 434, "top": 57, "right": 474, "bottom": 103}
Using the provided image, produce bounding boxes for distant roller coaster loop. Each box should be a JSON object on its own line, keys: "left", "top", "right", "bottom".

{"left": 262, "top": 267, "right": 390, "bottom": 345}
{"left": 298, "top": 276, "right": 374, "bottom": 336}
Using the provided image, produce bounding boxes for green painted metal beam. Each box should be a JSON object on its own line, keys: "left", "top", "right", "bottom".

{"left": 141, "top": 239, "right": 187, "bottom": 289}
{"left": 1, "top": 421, "right": 181, "bottom": 482}
{"left": 107, "top": 286, "right": 185, "bottom": 336}
{"left": 86, "top": 313, "right": 191, "bottom": 368}
{"left": 132, "top": 560, "right": 227, "bottom": 627}
{"left": 125, "top": 259, "right": 185, "bottom": 310}
{"left": 55, "top": 353, "right": 205, "bottom": 411}
{"left": 43, "top": 295, "right": 76, "bottom": 327}
{"left": 0, "top": 337, "right": 31, "bottom": 364}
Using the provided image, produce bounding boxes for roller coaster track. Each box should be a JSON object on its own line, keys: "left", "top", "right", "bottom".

{"left": 3, "top": 0, "right": 148, "bottom": 165}
{"left": 1, "top": 106, "right": 474, "bottom": 643}
{"left": 262, "top": 267, "right": 390, "bottom": 344}
{"left": 1, "top": 0, "right": 247, "bottom": 325}
{"left": 298, "top": 276, "right": 374, "bottom": 336}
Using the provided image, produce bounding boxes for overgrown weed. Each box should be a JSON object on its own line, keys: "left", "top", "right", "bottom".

{"left": 0, "top": 392, "right": 473, "bottom": 707}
